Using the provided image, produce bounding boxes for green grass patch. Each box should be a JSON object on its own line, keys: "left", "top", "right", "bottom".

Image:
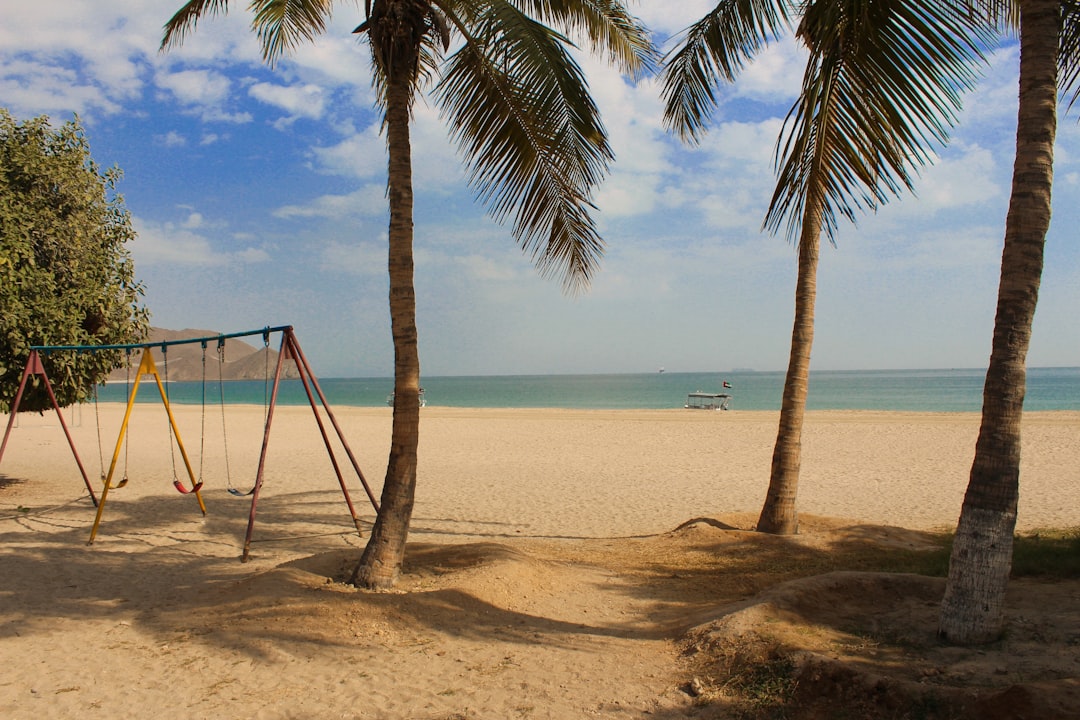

{"left": 1011, "top": 527, "right": 1080, "bottom": 578}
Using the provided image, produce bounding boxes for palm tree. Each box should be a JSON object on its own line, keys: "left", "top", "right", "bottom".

{"left": 938, "top": 0, "right": 1079, "bottom": 643}
{"left": 661, "top": 0, "right": 986, "bottom": 534}
{"left": 162, "top": 0, "right": 654, "bottom": 589}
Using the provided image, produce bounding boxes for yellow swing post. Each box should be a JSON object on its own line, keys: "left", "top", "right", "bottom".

{"left": 88, "top": 349, "right": 206, "bottom": 544}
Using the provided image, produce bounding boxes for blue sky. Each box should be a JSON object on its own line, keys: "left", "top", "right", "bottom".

{"left": 3, "top": 1, "right": 1077, "bottom": 378}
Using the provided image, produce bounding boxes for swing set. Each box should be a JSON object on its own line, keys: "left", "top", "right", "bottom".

{"left": 0, "top": 325, "right": 379, "bottom": 561}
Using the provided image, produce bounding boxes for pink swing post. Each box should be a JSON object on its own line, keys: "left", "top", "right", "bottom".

{"left": 240, "top": 326, "right": 380, "bottom": 562}
{"left": 0, "top": 350, "right": 99, "bottom": 506}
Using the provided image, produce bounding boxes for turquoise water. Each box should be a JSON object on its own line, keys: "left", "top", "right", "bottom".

{"left": 96, "top": 367, "right": 1080, "bottom": 412}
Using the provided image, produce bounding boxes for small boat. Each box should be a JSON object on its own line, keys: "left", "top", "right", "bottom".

{"left": 685, "top": 391, "right": 731, "bottom": 411}
{"left": 387, "top": 388, "right": 426, "bottom": 407}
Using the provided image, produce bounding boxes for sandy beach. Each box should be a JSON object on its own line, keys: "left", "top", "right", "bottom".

{"left": 1, "top": 405, "right": 1078, "bottom": 718}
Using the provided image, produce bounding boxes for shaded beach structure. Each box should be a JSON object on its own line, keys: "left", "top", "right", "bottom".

{"left": 685, "top": 391, "right": 731, "bottom": 411}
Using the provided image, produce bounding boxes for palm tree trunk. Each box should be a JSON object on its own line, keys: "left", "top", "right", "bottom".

{"left": 938, "top": 0, "right": 1059, "bottom": 644}
{"left": 757, "top": 188, "right": 825, "bottom": 535}
{"left": 351, "top": 70, "right": 423, "bottom": 591}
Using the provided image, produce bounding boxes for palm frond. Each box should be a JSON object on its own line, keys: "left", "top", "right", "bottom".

{"left": 161, "top": 0, "right": 233, "bottom": 52}
{"left": 1060, "top": 0, "right": 1080, "bottom": 113}
{"left": 251, "top": 0, "right": 336, "bottom": 65}
{"left": 764, "top": 0, "right": 988, "bottom": 244}
{"left": 434, "top": 0, "right": 612, "bottom": 291}
{"left": 966, "top": 0, "right": 1020, "bottom": 32}
{"left": 506, "top": 0, "right": 659, "bottom": 77}
{"left": 660, "top": 0, "right": 792, "bottom": 143}
{"left": 161, "top": 0, "right": 334, "bottom": 64}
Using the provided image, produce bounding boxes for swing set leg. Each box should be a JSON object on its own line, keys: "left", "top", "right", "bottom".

{"left": 1, "top": 351, "right": 99, "bottom": 507}
{"left": 240, "top": 327, "right": 377, "bottom": 562}
{"left": 89, "top": 349, "right": 207, "bottom": 544}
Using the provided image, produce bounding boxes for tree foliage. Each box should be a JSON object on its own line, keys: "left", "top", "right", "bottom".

{"left": 0, "top": 109, "right": 149, "bottom": 413}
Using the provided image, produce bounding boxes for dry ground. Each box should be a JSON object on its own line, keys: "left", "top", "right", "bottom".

{"left": 2, "top": 492, "right": 1077, "bottom": 719}
{"left": 2, "top": 406, "right": 1078, "bottom": 718}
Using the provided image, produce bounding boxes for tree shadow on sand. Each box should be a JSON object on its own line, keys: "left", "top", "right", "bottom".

{"left": 3, "top": 489, "right": 1079, "bottom": 719}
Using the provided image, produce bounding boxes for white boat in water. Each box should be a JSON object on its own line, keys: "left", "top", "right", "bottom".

{"left": 685, "top": 391, "right": 731, "bottom": 411}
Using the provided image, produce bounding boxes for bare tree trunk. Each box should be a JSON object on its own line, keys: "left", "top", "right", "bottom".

{"left": 938, "top": 0, "right": 1058, "bottom": 644}
{"left": 351, "top": 70, "right": 422, "bottom": 591}
{"left": 757, "top": 189, "right": 825, "bottom": 535}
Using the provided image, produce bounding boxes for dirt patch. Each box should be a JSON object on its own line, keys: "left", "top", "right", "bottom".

{"left": 2, "top": 496, "right": 1077, "bottom": 719}
{"left": 680, "top": 570, "right": 1080, "bottom": 719}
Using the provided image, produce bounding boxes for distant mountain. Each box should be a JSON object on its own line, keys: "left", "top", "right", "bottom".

{"left": 107, "top": 328, "right": 300, "bottom": 382}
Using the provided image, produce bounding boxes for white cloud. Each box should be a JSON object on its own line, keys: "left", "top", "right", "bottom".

{"left": 156, "top": 68, "right": 230, "bottom": 106}
{"left": 152, "top": 68, "right": 253, "bottom": 123}
{"left": 409, "top": 102, "right": 471, "bottom": 191}
{"left": 152, "top": 6, "right": 269, "bottom": 68}
{"left": 959, "top": 44, "right": 1021, "bottom": 130}
{"left": 0, "top": 59, "right": 124, "bottom": 119}
{"left": 582, "top": 58, "right": 673, "bottom": 219}
{"left": 157, "top": 130, "right": 186, "bottom": 147}
{"left": 274, "top": 185, "right": 388, "bottom": 220}
{"left": 234, "top": 247, "right": 271, "bottom": 263}
{"left": 643, "top": 1, "right": 734, "bottom": 41}
{"left": 132, "top": 216, "right": 269, "bottom": 267}
{"left": 908, "top": 144, "right": 1002, "bottom": 212}
{"left": 704, "top": 118, "right": 787, "bottom": 167}
{"left": 0, "top": 2, "right": 156, "bottom": 118}
{"left": 287, "top": 30, "right": 374, "bottom": 90}
{"left": 249, "top": 81, "right": 326, "bottom": 121}
{"left": 731, "top": 35, "right": 807, "bottom": 102}
{"left": 309, "top": 126, "right": 386, "bottom": 179}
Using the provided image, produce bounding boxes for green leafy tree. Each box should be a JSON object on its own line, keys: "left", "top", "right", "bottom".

{"left": 162, "top": 0, "right": 655, "bottom": 588}
{"left": 660, "top": 0, "right": 986, "bottom": 534}
{"left": 0, "top": 110, "right": 149, "bottom": 414}
{"left": 939, "top": 0, "right": 1080, "bottom": 644}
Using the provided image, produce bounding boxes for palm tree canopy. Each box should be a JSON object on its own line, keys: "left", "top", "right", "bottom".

{"left": 161, "top": 0, "right": 656, "bottom": 292}
{"left": 766, "top": 0, "right": 989, "bottom": 243}
{"left": 660, "top": 0, "right": 793, "bottom": 143}
{"left": 660, "top": 0, "right": 989, "bottom": 245}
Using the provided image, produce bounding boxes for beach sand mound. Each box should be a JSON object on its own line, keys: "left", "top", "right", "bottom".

{"left": 680, "top": 564, "right": 1080, "bottom": 719}
{"left": 199, "top": 517, "right": 1078, "bottom": 720}
{"left": 9, "top": 514, "right": 1067, "bottom": 720}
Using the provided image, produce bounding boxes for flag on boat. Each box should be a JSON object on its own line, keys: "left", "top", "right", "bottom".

{"left": 723, "top": 381, "right": 732, "bottom": 388}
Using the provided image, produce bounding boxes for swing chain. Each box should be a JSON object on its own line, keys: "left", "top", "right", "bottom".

{"left": 198, "top": 341, "right": 207, "bottom": 483}
{"left": 162, "top": 344, "right": 180, "bottom": 484}
{"left": 122, "top": 349, "right": 131, "bottom": 485}
{"left": 263, "top": 331, "right": 271, "bottom": 420}
{"left": 89, "top": 351, "right": 106, "bottom": 481}
{"left": 217, "top": 338, "right": 234, "bottom": 490}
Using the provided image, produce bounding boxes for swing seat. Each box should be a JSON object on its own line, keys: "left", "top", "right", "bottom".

{"left": 173, "top": 479, "right": 204, "bottom": 495}
{"left": 108, "top": 477, "right": 129, "bottom": 489}
{"left": 227, "top": 486, "right": 256, "bottom": 497}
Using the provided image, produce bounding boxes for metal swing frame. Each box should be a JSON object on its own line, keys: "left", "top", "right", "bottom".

{"left": 0, "top": 351, "right": 99, "bottom": 505}
{"left": 87, "top": 346, "right": 207, "bottom": 543}
{"left": 0, "top": 325, "right": 379, "bottom": 560}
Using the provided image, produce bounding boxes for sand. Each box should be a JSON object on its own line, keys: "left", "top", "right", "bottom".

{"left": 1, "top": 405, "right": 1078, "bottom": 719}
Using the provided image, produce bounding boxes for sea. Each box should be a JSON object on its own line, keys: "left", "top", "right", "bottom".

{"left": 95, "top": 367, "right": 1080, "bottom": 412}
